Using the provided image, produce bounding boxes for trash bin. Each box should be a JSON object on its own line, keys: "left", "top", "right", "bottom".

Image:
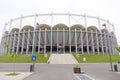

{"left": 30, "top": 65, "right": 34, "bottom": 72}
{"left": 114, "top": 64, "right": 118, "bottom": 72}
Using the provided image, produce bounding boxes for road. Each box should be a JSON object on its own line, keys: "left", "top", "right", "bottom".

{"left": 0, "top": 63, "right": 120, "bottom": 80}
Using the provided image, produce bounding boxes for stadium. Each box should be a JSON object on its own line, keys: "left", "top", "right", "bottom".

{"left": 0, "top": 13, "right": 117, "bottom": 54}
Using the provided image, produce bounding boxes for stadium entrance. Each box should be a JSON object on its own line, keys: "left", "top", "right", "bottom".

{"left": 58, "top": 47, "right": 63, "bottom": 54}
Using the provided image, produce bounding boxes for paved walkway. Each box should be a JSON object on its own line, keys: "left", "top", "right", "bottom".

{"left": 48, "top": 54, "right": 78, "bottom": 64}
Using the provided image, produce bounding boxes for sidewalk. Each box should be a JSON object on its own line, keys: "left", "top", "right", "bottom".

{"left": 0, "top": 72, "right": 33, "bottom": 80}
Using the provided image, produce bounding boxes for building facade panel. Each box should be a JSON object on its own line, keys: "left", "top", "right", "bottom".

{"left": 0, "top": 13, "right": 117, "bottom": 54}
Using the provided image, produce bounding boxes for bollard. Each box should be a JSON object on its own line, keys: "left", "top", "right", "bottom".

{"left": 30, "top": 65, "right": 34, "bottom": 72}
{"left": 114, "top": 64, "right": 118, "bottom": 72}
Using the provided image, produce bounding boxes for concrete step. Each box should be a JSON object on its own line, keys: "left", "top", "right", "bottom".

{"left": 48, "top": 54, "right": 78, "bottom": 64}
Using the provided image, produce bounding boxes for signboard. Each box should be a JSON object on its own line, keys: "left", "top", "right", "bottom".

{"left": 32, "top": 55, "right": 36, "bottom": 61}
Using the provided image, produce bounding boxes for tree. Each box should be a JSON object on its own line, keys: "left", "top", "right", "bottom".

{"left": 4, "top": 41, "right": 14, "bottom": 57}
{"left": 115, "top": 46, "right": 120, "bottom": 52}
{"left": 4, "top": 41, "right": 16, "bottom": 73}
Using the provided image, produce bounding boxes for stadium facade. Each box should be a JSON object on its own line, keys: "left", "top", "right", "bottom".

{"left": 0, "top": 13, "right": 117, "bottom": 54}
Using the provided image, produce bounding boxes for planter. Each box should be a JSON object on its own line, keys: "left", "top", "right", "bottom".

{"left": 74, "top": 67, "right": 81, "bottom": 73}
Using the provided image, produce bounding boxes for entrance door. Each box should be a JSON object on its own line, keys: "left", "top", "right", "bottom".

{"left": 58, "top": 48, "right": 63, "bottom": 54}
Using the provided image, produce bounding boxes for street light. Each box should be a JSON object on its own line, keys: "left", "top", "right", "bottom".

{"left": 102, "top": 23, "right": 113, "bottom": 71}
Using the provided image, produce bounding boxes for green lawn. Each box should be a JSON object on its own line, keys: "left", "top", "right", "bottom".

{"left": 6, "top": 72, "right": 20, "bottom": 76}
{"left": 73, "top": 54, "right": 120, "bottom": 63}
{"left": 0, "top": 54, "right": 50, "bottom": 63}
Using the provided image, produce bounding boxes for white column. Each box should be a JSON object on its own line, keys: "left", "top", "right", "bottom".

{"left": 84, "top": 14, "right": 89, "bottom": 54}
{"left": 26, "top": 30, "right": 30, "bottom": 54}
{"left": 1, "top": 36, "right": 4, "bottom": 54}
{"left": 1, "top": 24, "right": 7, "bottom": 54}
{"left": 5, "top": 34, "right": 9, "bottom": 54}
{"left": 75, "top": 29, "right": 77, "bottom": 54}
{"left": 111, "top": 24, "right": 115, "bottom": 54}
{"left": 57, "top": 28, "right": 58, "bottom": 54}
{"left": 12, "top": 32, "right": 16, "bottom": 53}
{"left": 3, "top": 36, "right": 6, "bottom": 54}
{"left": 2, "top": 36, "right": 4, "bottom": 54}
{"left": 91, "top": 30, "right": 95, "bottom": 54}
{"left": 101, "top": 33, "right": 104, "bottom": 54}
{"left": 98, "top": 17, "right": 101, "bottom": 54}
{"left": 44, "top": 29, "right": 46, "bottom": 54}
{"left": 51, "top": 28, "right": 53, "bottom": 54}
{"left": 96, "top": 31, "right": 99, "bottom": 54}
{"left": 111, "top": 36, "right": 114, "bottom": 54}
{"left": 8, "top": 20, "right": 12, "bottom": 54}
{"left": 80, "top": 30, "right": 83, "bottom": 54}
{"left": 6, "top": 35, "right": 9, "bottom": 54}
{"left": 86, "top": 31, "right": 89, "bottom": 54}
{"left": 8, "top": 33, "right": 12, "bottom": 54}
{"left": 68, "top": 13, "right": 71, "bottom": 54}
{"left": 1, "top": 38, "right": 3, "bottom": 54}
{"left": 107, "top": 21, "right": 112, "bottom": 54}
{"left": 2, "top": 37, "right": 4, "bottom": 54}
{"left": 62, "top": 28, "right": 64, "bottom": 53}
{"left": 32, "top": 14, "right": 37, "bottom": 54}
{"left": 16, "top": 16, "right": 22, "bottom": 54}
{"left": 69, "top": 27, "right": 71, "bottom": 54}
{"left": 98, "top": 17, "right": 101, "bottom": 32}
{"left": 0, "top": 35, "right": 3, "bottom": 54}
{"left": 38, "top": 29, "right": 41, "bottom": 54}
{"left": 109, "top": 36, "right": 112, "bottom": 54}
{"left": 63, "top": 28, "right": 65, "bottom": 54}
{"left": 21, "top": 30, "right": 25, "bottom": 54}
{"left": 104, "top": 32, "right": 108, "bottom": 54}
{"left": 112, "top": 24, "right": 116, "bottom": 36}
{"left": 51, "top": 13, "right": 53, "bottom": 54}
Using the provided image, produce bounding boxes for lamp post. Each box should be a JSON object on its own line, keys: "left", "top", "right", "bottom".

{"left": 103, "top": 23, "right": 113, "bottom": 71}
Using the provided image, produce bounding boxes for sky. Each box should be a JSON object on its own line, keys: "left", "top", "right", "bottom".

{"left": 0, "top": 0, "right": 120, "bottom": 44}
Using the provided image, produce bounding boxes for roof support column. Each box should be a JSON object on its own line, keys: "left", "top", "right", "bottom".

{"left": 26, "top": 30, "right": 30, "bottom": 54}
{"left": 21, "top": 30, "right": 25, "bottom": 54}
{"left": 3, "top": 37, "right": 6, "bottom": 54}
{"left": 101, "top": 33, "right": 104, "bottom": 54}
{"left": 63, "top": 28, "right": 65, "bottom": 54}
{"left": 107, "top": 21, "right": 112, "bottom": 54}
{"left": 96, "top": 31, "right": 100, "bottom": 54}
{"left": 9, "top": 33, "right": 12, "bottom": 54}
{"left": 16, "top": 16, "right": 22, "bottom": 54}
{"left": 84, "top": 14, "right": 89, "bottom": 54}
{"left": 8, "top": 20, "right": 12, "bottom": 54}
{"left": 51, "top": 13, "right": 53, "bottom": 54}
{"left": 80, "top": 30, "right": 83, "bottom": 54}
{"left": 2, "top": 24, "right": 7, "bottom": 54}
{"left": 68, "top": 13, "right": 71, "bottom": 54}
{"left": 32, "top": 14, "right": 37, "bottom": 54}
{"left": 5, "top": 34, "right": 9, "bottom": 54}
{"left": 69, "top": 27, "right": 71, "bottom": 54}
{"left": 104, "top": 32, "right": 108, "bottom": 54}
{"left": 57, "top": 28, "right": 58, "bottom": 54}
{"left": 44, "top": 29, "right": 46, "bottom": 54}
{"left": 75, "top": 29, "right": 77, "bottom": 54}
{"left": 51, "top": 28, "right": 53, "bottom": 54}
{"left": 91, "top": 30, "right": 95, "bottom": 54}
{"left": 38, "top": 29, "right": 41, "bottom": 54}
{"left": 12, "top": 32, "right": 16, "bottom": 54}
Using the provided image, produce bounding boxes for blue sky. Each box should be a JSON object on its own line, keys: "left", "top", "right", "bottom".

{"left": 0, "top": 0, "right": 120, "bottom": 44}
